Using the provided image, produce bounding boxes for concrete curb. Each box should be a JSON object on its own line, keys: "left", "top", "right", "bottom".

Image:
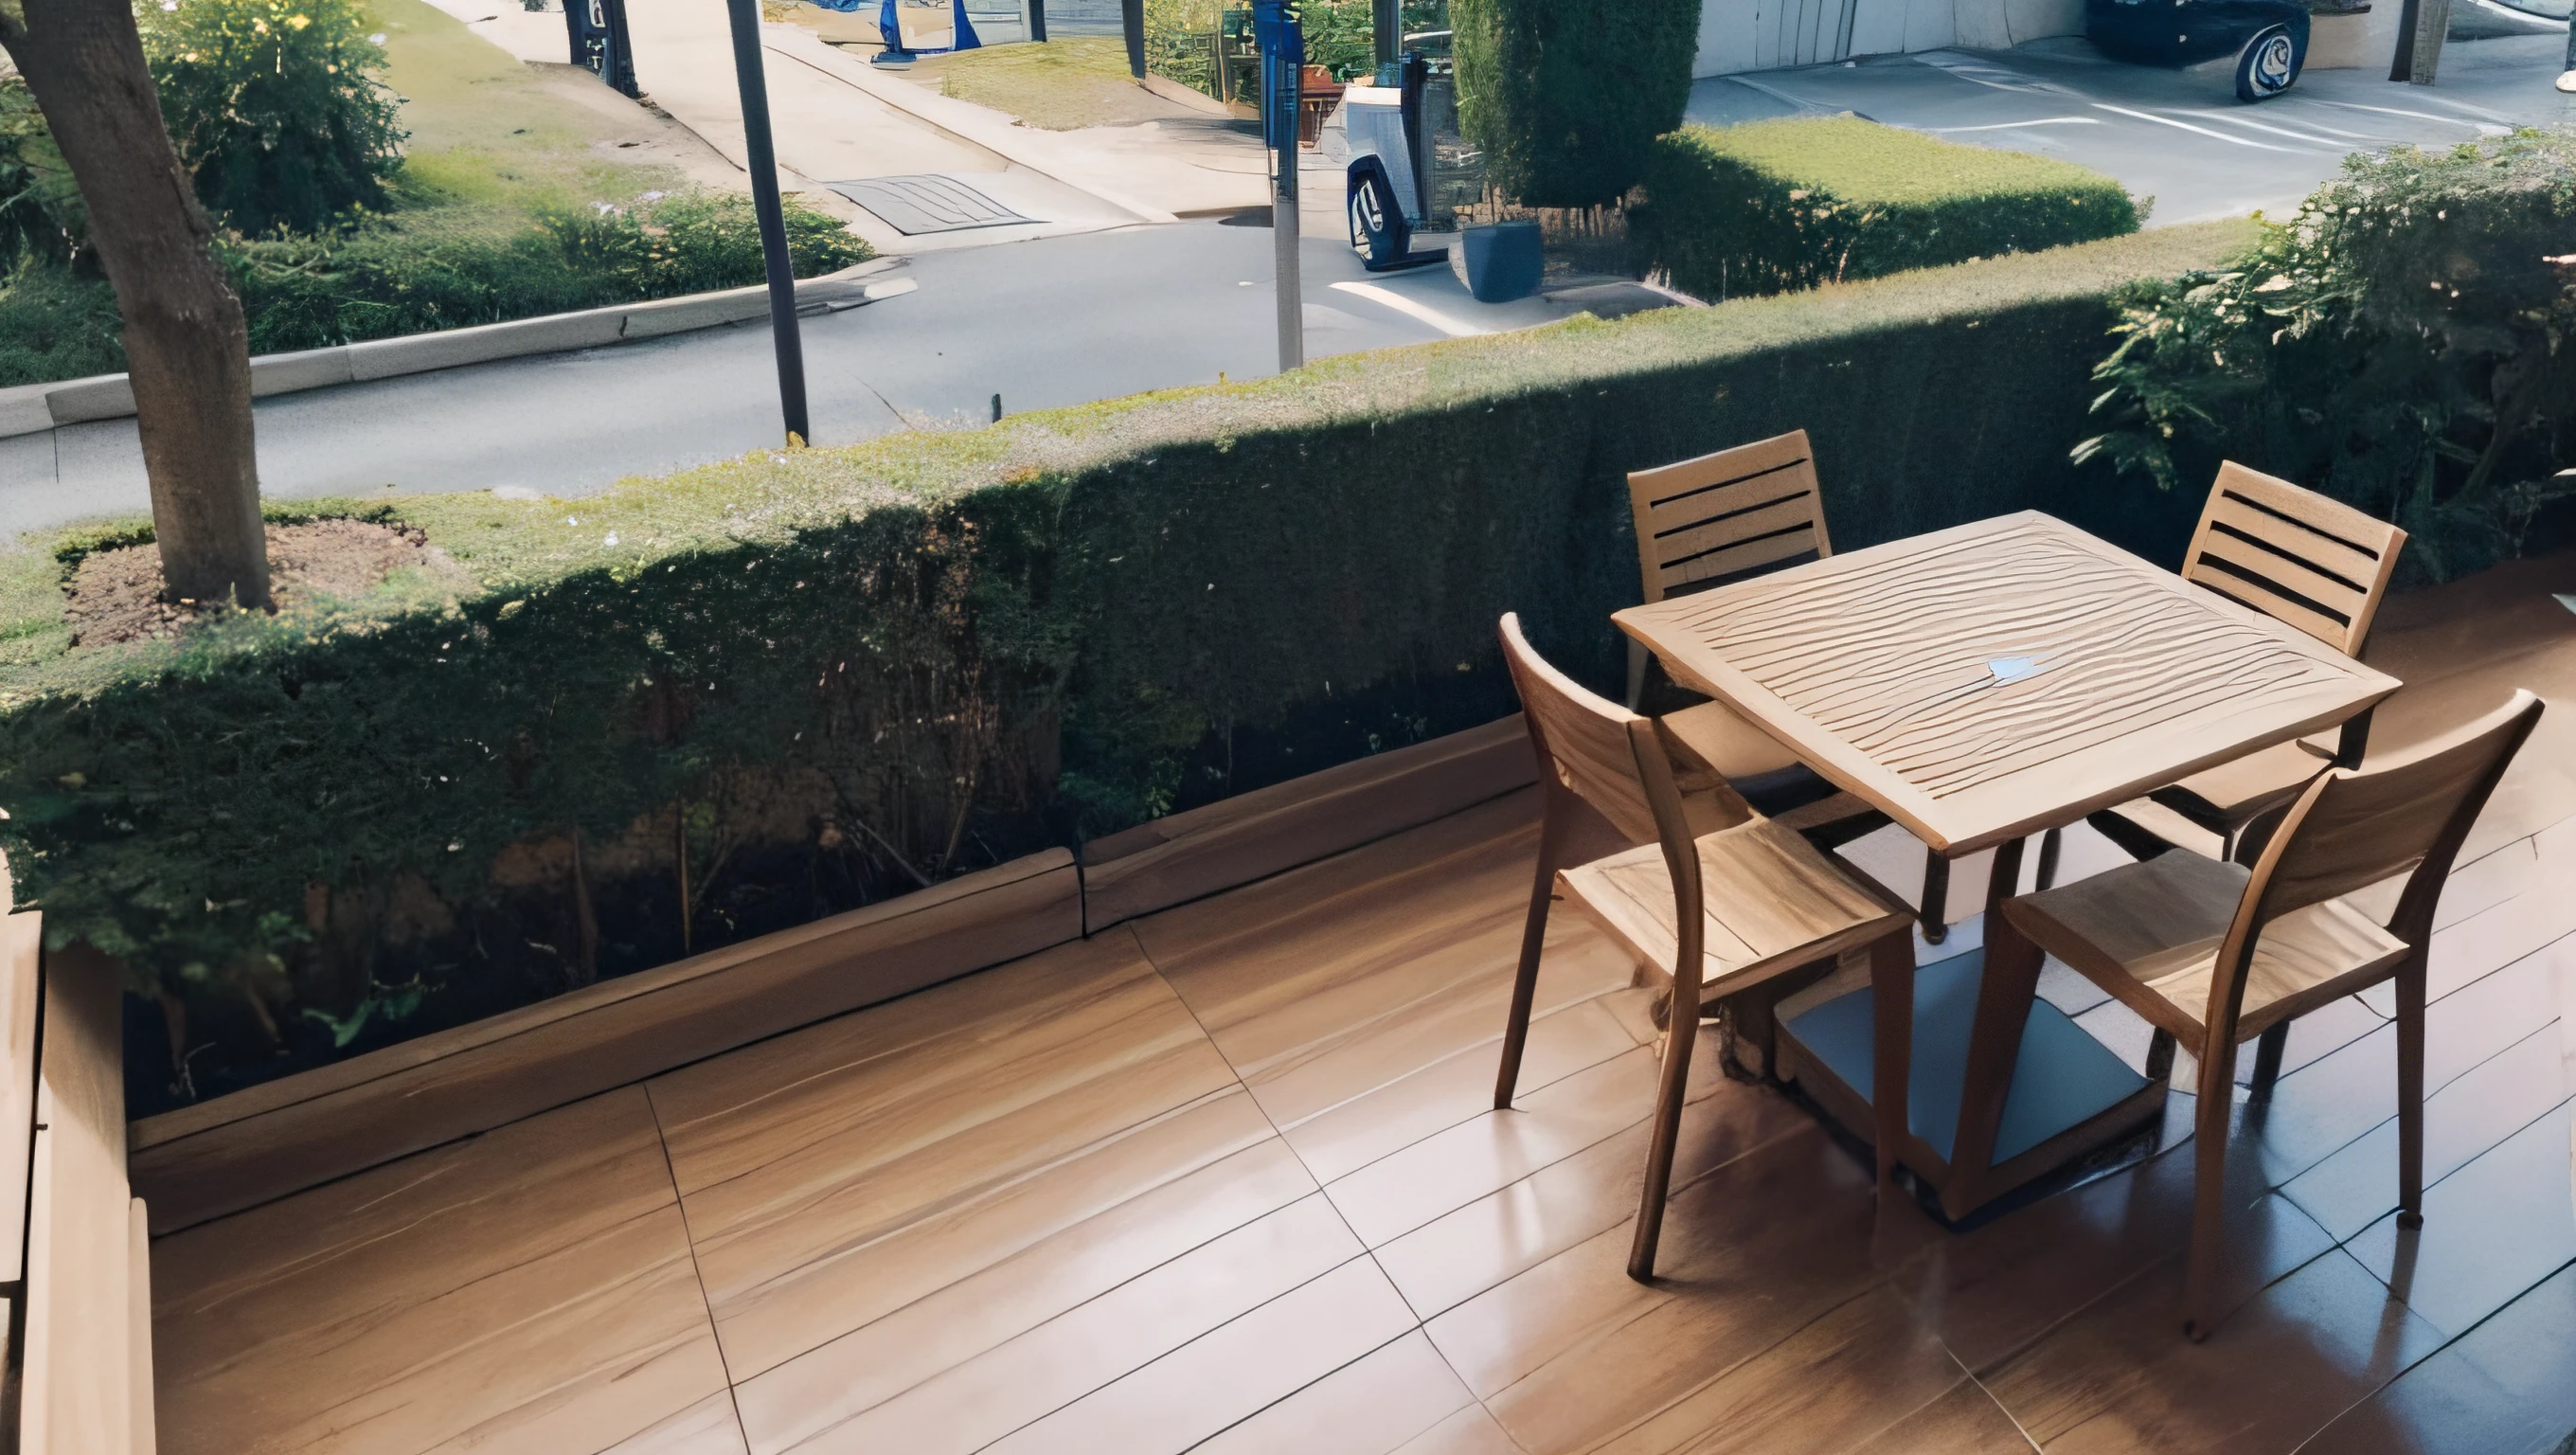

{"left": 0, "top": 259, "right": 903, "bottom": 440}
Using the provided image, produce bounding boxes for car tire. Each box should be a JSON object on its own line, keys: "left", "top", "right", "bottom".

{"left": 2235, "top": 25, "right": 2299, "bottom": 101}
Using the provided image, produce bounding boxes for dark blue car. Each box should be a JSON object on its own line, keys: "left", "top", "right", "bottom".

{"left": 2086, "top": 0, "right": 2312, "bottom": 100}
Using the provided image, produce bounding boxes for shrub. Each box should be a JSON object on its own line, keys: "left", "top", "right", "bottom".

{"left": 1637, "top": 117, "right": 2141, "bottom": 301}
{"left": 1452, "top": 0, "right": 1697, "bottom": 207}
{"left": 0, "top": 264, "right": 122, "bottom": 388}
{"left": 0, "top": 77, "right": 85, "bottom": 271}
{"left": 0, "top": 191, "right": 870, "bottom": 382}
{"left": 2078, "top": 130, "right": 2576, "bottom": 584}
{"left": 143, "top": 0, "right": 407, "bottom": 235}
{"left": 0, "top": 223, "right": 2242, "bottom": 1110}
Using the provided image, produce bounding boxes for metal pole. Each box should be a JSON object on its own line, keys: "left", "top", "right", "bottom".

{"left": 1371, "top": 0, "right": 1396, "bottom": 67}
{"left": 723, "top": 0, "right": 811, "bottom": 445}
{"left": 1273, "top": 61, "right": 1301, "bottom": 370}
{"left": 1028, "top": 0, "right": 1046, "bottom": 43}
{"left": 1121, "top": 0, "right": 1146, "bottom": 77}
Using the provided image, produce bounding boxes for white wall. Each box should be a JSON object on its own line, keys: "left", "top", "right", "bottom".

{"left": 1695, "top": 0, "right": 2085, "bottom": 77}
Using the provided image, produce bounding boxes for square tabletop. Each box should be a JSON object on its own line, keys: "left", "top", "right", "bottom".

{"left": 1614, "top": 512, "right": 2403, "bottom": 855}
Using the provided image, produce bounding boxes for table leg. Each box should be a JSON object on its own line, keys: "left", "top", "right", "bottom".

{"left": 1938, "top": 835, "right": 2031, "bottom": 1220}
{"left": 1918, "top": 853, "right": 1950, "bottom": 944}
{"left": 1869, "top": 930, "right": 1914, "bottom": 1195}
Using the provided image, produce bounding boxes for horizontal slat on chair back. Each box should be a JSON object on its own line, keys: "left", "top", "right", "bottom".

{"left": 1498, "top": 615, "right": 1657, "bottom": 842}
{"left": 2257, "top": 692, "right": 2542, "bottom": 921}
{"left": 2184, "top": 463, "right": 2406, "bottom": 656}
{"left": 1629, "top": 431, "right": 1830, "bottom": 603}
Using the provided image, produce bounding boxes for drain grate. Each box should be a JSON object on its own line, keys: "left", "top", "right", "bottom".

{"left": 825, "top": 174, "right": 1038, "bottom": 235}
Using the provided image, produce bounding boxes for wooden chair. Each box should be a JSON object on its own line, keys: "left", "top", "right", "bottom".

{"left": 1626, "top": 433, "right": 1943, "bottom": 934}
{"left": 1494, "top": 613, "right": 1917, "bottom": 1281}
{"left": 2091, "top": 463, "right": 2408, "bottom": 866}
{"left": 1991, "top": 690, "right": 2543, "bottom": 1339}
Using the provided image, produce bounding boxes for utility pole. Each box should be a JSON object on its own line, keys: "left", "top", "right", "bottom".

{"left": 1255, "top": 0, "right": 1303, "bottom": 372}
{"left": 1371, "top": 0, "right": 1395, "bottom": 67}
{"left": 723, "top": 0, "right": 812, "bottom": 445}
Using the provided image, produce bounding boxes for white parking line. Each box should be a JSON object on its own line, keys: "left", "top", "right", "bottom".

{"left": 2313, "top": 99, "right": 2499, "bottom": 128}
{"left": 2164, "top": 108, "right": 2358, "bottom": 147}
{"left": 1328, "top": 281, "right": 1492, "bottom": 337}
{"left": 2088, "top": 102, "right": 2302, "bottom": 150}
{"left": 1931, "top": 117, "right": 2103, "bottom": 131}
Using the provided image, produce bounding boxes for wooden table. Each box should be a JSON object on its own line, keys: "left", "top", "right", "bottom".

{"left": 1614, "top": 512, "right": 2402, "bottom": 1216}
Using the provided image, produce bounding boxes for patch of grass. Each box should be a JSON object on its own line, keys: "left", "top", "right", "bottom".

{"left": 907, "top": 37, "right": 1181, "bottom": 130}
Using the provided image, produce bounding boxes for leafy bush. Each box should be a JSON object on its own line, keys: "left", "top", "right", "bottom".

{"left": 1637, "top": 117, "right": 2140, "bottom": 301}
{"left": 0, "top": 78, "right": 84, "bottom": 271}
{"left": 228, "top": 190, "right": 871, "bottom": 351}
{"left": 0, "top": 224, "right": 2241, "bottom": 1108}
{"left": 1452, "top": 0, "right": 1697, "bottom": 207}
{"left": 143, "top": 0, "right": 407, "bottom": 235}
{"left": 2078, "top": 130, "right": 2576, "bottom": 584}
{"left": 0, "top": 263, "right": 123, "bottom": 388}
{"left": 0, "top": 191, "right": 870, "bottom": 383}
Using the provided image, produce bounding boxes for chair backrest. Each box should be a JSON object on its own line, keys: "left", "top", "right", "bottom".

{"left": 2205, "top": 691, "right": 2545, "bottom": 1033}
{"left": 1628, "top": 430, "right": 1831, "bottom": 606}
{"left": 1497, "top": 615, "right": 1753, "bottom": 850}
{"left": 2182, "top": 462, "right": 2406, "bottom": 656}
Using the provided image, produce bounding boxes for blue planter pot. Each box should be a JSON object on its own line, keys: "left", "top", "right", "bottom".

{"left": 1458, "top": 221, "right": 1543, "bottom": 303}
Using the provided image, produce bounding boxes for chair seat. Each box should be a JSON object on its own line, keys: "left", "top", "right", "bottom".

{"left": 1662, "top": 699, "right": 1801, "bottom": 781}
{"left": 1559, "top": 817, "right": 1913, "bottom": 1000}
{"left": 2155, "top": 737, "right": 2334, "bottom": 830}
{"left": 2005, "top": 849, "right": 2409, "bottom": 1042}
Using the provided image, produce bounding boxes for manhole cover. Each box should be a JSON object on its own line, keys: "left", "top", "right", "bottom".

{"left": 826, "top": 175, "right": 1038, "bottom": 234}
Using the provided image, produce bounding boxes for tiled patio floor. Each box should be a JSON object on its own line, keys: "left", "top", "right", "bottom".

{"left": 150, "top": 557, "right": 2576, "bottom": 1455}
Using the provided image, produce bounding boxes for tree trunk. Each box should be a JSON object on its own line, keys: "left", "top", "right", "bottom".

{"left": 0, "top": 0, "right": 271, "bottom": 608}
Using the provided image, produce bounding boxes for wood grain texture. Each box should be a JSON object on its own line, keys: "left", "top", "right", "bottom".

{"left": 0, "top": 910, "right": 40, "bottom": 1283}
{"left": 152, "top": 1087, "right": 731, "bottom": 1455}
{"left": 650, "top": 931, "right": 1244, "bottom": 1382}
{"left": 131, "top": 849, "right": 1081, "bottom": 1233}
{"left": 2182, "top": 461, "right": 2406, "bottom": 657}
{"left": 1617, "top": 512, "right": 2399, "bottom": 853}
{"left": 1629, "top": 429, "right": 1831, "bottom": 603}
{"left": 1080, "top": 714, "right": 1537, "bottom": 932}
{"left": 20, "top": 944, "right": 133, "bottom": 1455}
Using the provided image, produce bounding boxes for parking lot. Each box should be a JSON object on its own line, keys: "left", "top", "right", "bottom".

{"left": 1689, "top": 28, "right": 2576, "bottom": 224}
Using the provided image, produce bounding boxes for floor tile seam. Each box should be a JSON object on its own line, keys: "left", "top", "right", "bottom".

{"left": 948, "top": 1250, "right": 1398, "bottom": 1455}
{"left": 2273, "top": 1016, "right": 2568, "bottom": 1216}
{"left": 695, "top": 1077, "right": 1256, "bottom": 1348}
{"left": 1168, "top": 1327, "right": 1449, "bottom": 1455}
{"left": 1270, "top": 989, "right": 1658, "bottom": 1180}
{"left": 657, "top": 1026, "right": 1242, "bottom": 1215}
{"left": 650, "top": 965, "right": 1189, "bottom": 1153}
{"left": 1946, "top": 1352, "right": 2047, "bottom": 1455}
{"left": 2287, "top": 1248, "right": 2576, "bottom": 1455}
{"left": 2430, "top": 913, "right": 2576, "bottom": 1005}
{"left": 1124, "top": 920, "right": 1478, "bottom": 1409}
{"left": 2319, "top": 1088, "right": 2576, "bottom": 1261}
{"left": 639, "top": 1079, "right": 758, "bottom": 1455}
{"left": 1511, "top": 1272, "right": 1910, "bottom": 1455}
{"left": 2256, "top": 1014, "right": 2566, "bottom": 1204}
{"left": 1210, "top": 955, "right": 1583, "bottom": 1095}
{"left": 2261, "top": 955, "right": 2564, "bottom": 1112}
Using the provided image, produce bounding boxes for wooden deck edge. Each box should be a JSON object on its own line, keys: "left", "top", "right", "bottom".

{"left": 129, "top": 849, "right": 1082, "bottom": 1234}
{"left": 121, "top": 714, "right": 1538, "bottom": 1234}
{"left": 1079, "top": 714, "right": 1538, "bottom": 934}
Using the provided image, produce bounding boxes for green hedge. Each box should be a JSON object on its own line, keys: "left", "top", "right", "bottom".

{"left": 1453, "top": 0, "right": 1700, "bottom": 207}
{"left": 1637, "top": 117, "right": 2142, "bottom": 301}
{"left": 0, "top": 222, "right": 2243, "bottom": 1111}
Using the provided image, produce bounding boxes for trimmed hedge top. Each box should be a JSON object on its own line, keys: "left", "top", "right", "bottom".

{"left": 1674, "top": 116, "right": 2134, "bottom": 209}
{"left": 1637, "top": 117, "right": 2141, "bottom": 301}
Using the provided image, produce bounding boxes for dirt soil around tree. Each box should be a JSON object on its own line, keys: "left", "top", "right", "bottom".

{"left": 65, "top": 519, "right": 461, "bottom": 647}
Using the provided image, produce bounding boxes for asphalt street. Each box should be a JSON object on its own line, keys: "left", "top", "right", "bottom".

{"left": 0, "top": 225, "right": 1604, "bottom": 536}
{"left": 1689, "top": 32, "right": 2576, "bottom": 225}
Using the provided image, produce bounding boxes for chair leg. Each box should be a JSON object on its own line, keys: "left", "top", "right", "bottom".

{"left": 2183, "top": 1034, "right": 2241, "bottom": 1341}
{"left": 1919, "top": 851, "right": 1949, "bottom": 945}
{"left": 1869, "top": 930, "right": 1915, "bottom": 1195}
{"left": 1494, "top": 792, "right": 1570, "bottom": 1110}
{"left": 1627, "top": 991, "right": 1699, "bottom": 1282}
{"left": 2034, "top": 826, "right": 2062, "bottom": 892}
{"left": 2396, "top": 956, "right": 2427, "bottom": 1227}
{"left": 2247, "top": 1021, "right": 2289, "bottom": 1102}
{"left": 1626, "top": 638, "right": 1648, "bottom": 710}
{"left": 2145, "top": 1029, "right": 2177, "bottom": 1082}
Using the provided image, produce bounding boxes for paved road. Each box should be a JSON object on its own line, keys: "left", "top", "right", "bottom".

{"left": 0, "top": 225, "right": 1628, "bottom": 537}
{"left": 1690, "top": 32, "right": 2576, "bottom": 225}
